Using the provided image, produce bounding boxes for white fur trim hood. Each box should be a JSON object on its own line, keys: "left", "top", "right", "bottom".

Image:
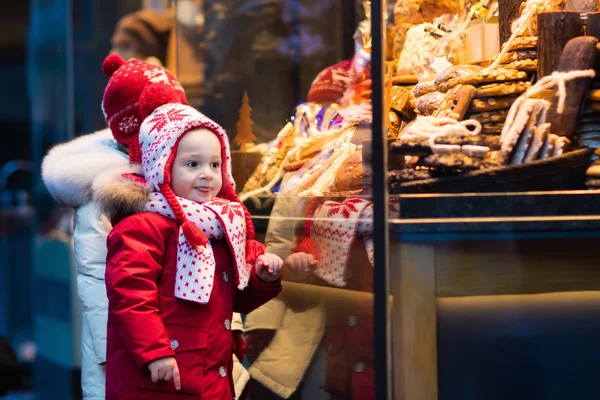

{"left": 42, "top": 129, "right": 133, "bottom": 208}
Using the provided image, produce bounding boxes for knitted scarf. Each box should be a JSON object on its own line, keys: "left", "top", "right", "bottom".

{"left": 145, "top": 193, "right": 248, "bottom": 304}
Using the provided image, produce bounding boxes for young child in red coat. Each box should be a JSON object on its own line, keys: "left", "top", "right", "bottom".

{"left": 103, "top": 80, "right": 283, "bottom": 399}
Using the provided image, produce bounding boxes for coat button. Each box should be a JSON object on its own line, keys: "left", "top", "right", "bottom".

{"left": 355, "top": 362, "right": 365, "bottom": 373}
{"left": 224, "top": 319, "right": 231, "bottom": 330}
{"left": 170, "top": 339, "right": 179, "bottom": 351}
{"left": 222, "top": 271, "right": 229, "bottom": 282}
{"left": 347, "top": 316, "right": 357, "bottom": 327}
{"left": 346, "top": 269, "right": 354, "bottom": 279}
{"left": 219, "top": 366, "right": 227, "bottom": 377}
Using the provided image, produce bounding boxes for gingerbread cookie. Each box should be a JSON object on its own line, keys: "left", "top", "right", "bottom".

{"left": 390, "top": 86, "right": 417, "bottom": 121}
{"left": 524, "top": 122, "right": 550, "bottom": 162}
{"left": 468, "top": 95, "right": 521, "bottom": 113}
{"left": 389, "top": 169, "right": 433, "bottom": 184}
{"left": 481, "top": 122, "right": 505, "bottom": 135}
{"left": 474, "top": 81, "right": 531, "bottom": 98}
{"left": 438, "top": 69, "right": 528, "bottom": 93}
{"left": 500, "top": 98, "right": 537, "bottom": 162}
{"left": 502, "top": 36, "right": 538, "bottom": 51}
{"left": 539, "top": 133, "right": 556, "bottom": 160}
{"left": 392, "top": 75, "right": 419, "bottom": 85}
{"left": 434, "top": 65, "right": 483, "bottom": 88}
{"left": 587, "top": 165, "right": 600, "bottom": 177}
{"left": 502, "top": 59, "right": 538, "bottom": 72}
{"left": 434, "top": 84, "right": 477, "bottom": 120}
{"left": 416, "top": 91, "right": 445, "bottom": 116}
{"left": 389, "top": 137, "right": 432, "bottom": 155}
{"left": 436, "top": 134, "right": 500, "bottom": 149}
{"left": 501, "top": 50, "right": 538, "bottom": 63}
{"left": 585, "top": 179, "right": 600, "bottom": 188}
{"left": 467, "top": 109, "right": 509, "bottom": 124}
{"left": 552, "top": 136, "right": 571, "bottom": 157}
{"left": 419, "top": 153, "right": 483, "bottom": 170}
{"left": 587, "top": 90, "right": 600, "bottom": 102}
{"left": 412, "top": 81, "right": 437, "bottom": 98}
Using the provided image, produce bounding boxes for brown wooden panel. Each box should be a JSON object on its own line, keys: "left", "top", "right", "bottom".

{"left": 434, "top": 238, "right": 600, "bottom": 297}
{"left": 392, "top": 243, "right": 438, "bottom": 400}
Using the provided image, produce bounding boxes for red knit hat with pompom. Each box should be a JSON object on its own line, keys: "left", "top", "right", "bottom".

{"left": 137, "top": 86, "right": 260, "bottom": 257}
{"left": 307, "top": 59, "right": 353, "bottom": 103}
{"left": 101, "top": 54, "right": 187, "bottom": 163}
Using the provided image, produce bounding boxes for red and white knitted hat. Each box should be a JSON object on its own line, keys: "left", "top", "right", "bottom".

{"left": 307, "top": 59, "right": 353, "bottom": 103}
{"left": 139, "top": 102, "right": 234, "bottom": 195}
{"left": 137, "top": 89, "right": 261, "bottom": 250}
{"left": 101, "top": 54, "right": 187, "bottom": 163}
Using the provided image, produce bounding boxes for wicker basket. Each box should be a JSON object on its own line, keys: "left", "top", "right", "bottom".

{"left": 393, "top": 148, "right": 593, "bottom": 194}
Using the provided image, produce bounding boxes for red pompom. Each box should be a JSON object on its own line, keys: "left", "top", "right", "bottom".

{"left": 103, "top": 54, "right": 126, "bottom": 78}
{"left": 139, "top": 83, "right": 183, "bottom": 119}
{"left": 182, "top": 220, "right": 208, "bottom": 247}
{"left": 292, "top": 238, "right": 320, "bottom": 260}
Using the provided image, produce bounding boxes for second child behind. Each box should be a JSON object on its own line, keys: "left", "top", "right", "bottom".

{"left": 102, "top": 88, "right": 282, "bottom": 399}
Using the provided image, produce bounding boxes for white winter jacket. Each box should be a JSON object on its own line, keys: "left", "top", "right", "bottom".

{"left": 42, "top": 130, "right": 131, "bottom": 399}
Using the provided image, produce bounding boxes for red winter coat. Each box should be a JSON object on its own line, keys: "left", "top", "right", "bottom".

{"left": 105, "top": 212, "right": 281, "bottom": 400}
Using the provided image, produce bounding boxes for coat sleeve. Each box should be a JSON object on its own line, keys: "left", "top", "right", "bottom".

{"left": 105, "top": 214, "right": 175, "bottom": 370}
{"left": 73, "top": 203, "right": 111, "bottom": 364}
{"left": 234, "top": 265, "right": 282, "bottom": 315}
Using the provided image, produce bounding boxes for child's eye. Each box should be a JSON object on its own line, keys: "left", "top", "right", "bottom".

{"left": 187, "top": 161, "right": 198, "bottom": 167}
{"left": 211, "top": 162, "right": 220, "bottom": 168}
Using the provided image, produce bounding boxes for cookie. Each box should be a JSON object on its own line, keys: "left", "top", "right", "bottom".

{"left": 419, "top": 153, "right": 483, "bottom": 170}
{"left": 501, "top": 50, "right": 538, "bottom": 63}
{"left": 434, "top": 65, "right": 483, "bottom": 88}
{"left": 539, "top": 134, "right": 557, "bottom": 160}
{"left": 436, "top": 134, "right": 501, "bottom": 149}
{"left": 390, "top": 137, "right": 432, "bottom": 155}
{"left": 500, "top": 98, "right": 537, "bottom": 161}
{"left": 474, "top": 81, "right": 531, "bottom": 98}
{"left": 416, "top": 91, "right": 445, "bottom": 116}
{"left": 587, "top": 165, "right": 600, "bottom": 177}
{"left": 390, "top": 86, "right": 417, "bottom": 120}
{"left": 502, "top": 36, "right": 538, "bottom": 51}
{"left": 524, "top": 122, "right": 550, "bottom": 163}
{"left": 585, "top": 179, "right": 600, "bottom": 188}
{"left": 468, "top": 95, "right": 521, "bottom": 113}
{"left": 595, "top": 148, "right": 600, "bottom": 156}
{"left": 481, "top": 122, "right": 505, "bottom": 135}
{"left": 588, "top": 90, "right": 600, "bottom": 102}
{"left": 467, "top": 109, "right": 509, "bottom": 124}
{"left": 552, "top": 136, "right": 571, "bottom": 157}
{"left": 412, "top": 81, "right": 437, "bottom": 98}
{"left": 392, "top": 75, "right": 419, "bottom": 85}
{"left": 438, "top": 69, "right": 528, "bottom": 93}
{"left": 388, "top": 169, "right": 436, "bottom": 188}
{"left": 588, "top": 103, "right": 600, "bottom": 112}
{"left": 434, "top": 84, "right": 477, "bottom": 120}
{"left": 510, "top": 101, "right": 542, "bottom": 164}
{"left": 502, "top": 59, "right": 538, "bottom": 72}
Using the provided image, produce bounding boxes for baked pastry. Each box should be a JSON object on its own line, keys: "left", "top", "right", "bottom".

{"left": 329, "top": 150, "right": 363, "bottom": 193}
{"left": 416, "top": 91, "right": 445, "bottom": 115}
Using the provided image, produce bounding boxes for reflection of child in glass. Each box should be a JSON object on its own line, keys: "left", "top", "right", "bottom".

{"left": 104, "top": 97, "right": 282, "bottom": 399}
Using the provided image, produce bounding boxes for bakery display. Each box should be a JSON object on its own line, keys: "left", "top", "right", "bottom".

{"left": 240, "top": 0, "right": 600, "bottom": 201}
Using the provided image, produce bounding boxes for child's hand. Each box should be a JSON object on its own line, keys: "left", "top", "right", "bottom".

{"left": 284, "top": 252, "right": 318, "bottom": 280}
{"left": 148, "top": 356, "right": 181, "bottom": 390}
{"left": 256, "top": 253, "right": 283, "bottom": 282}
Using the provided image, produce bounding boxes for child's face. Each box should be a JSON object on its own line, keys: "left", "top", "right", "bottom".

{"left": 171, "top": 128, "right": 223, "bottom": 203}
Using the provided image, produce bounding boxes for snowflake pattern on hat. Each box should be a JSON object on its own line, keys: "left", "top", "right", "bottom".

{"left": 139, "top": 103, "right": 234, "bottom": 192}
